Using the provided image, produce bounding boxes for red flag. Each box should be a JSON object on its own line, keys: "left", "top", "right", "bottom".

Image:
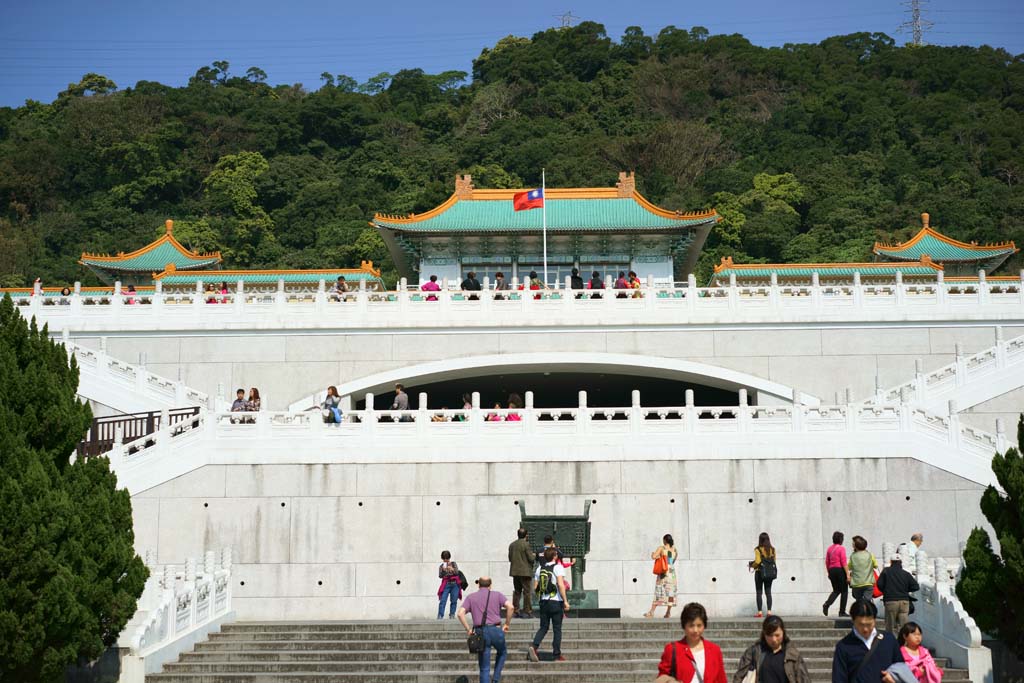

{"left": 513, "top": 188, "right": 544, "bottom": 211}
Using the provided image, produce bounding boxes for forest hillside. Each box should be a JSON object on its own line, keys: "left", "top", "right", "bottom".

{"left": 0, "top": 23, "right": 1022, "bottom": 285}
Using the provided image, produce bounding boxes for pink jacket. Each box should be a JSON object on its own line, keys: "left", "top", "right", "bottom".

{"left": 902, "top": 646, "right": 943, "bottom": 683}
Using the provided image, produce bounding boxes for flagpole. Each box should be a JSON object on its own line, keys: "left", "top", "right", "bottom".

{"left": 542, "top": 168, "right": 548, "bottom": 286}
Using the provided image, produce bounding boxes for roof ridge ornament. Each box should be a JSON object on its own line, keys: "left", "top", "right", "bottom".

{"left": 616, "top": 171, "right": 635, "bottom": 198}
{"left": 921, "top": 212, "right": 930, "bottom": 229}
{"left": 454, "top": 174, "right": 475, "bottom": 200}
{"left": 165, "top": 219, "right": 174, "bottom": 234}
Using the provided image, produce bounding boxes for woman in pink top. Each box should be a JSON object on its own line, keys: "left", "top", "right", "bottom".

{"left": 899, "top": 622, "right": 943, "bottom": 683}
{"left": 822, "top": 530, "right": 849, "bottom": 617}
{"left": 505, "top": 393, "right": 523, "bottom": 422}
{"left": 421, "top": 274, "right": 441, "bottom": 301}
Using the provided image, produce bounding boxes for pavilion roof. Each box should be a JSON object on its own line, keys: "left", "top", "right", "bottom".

{"left": 873, "top": 213, "right": 1017, "bottom": 264}
{"left": 79, "top": 220, "right": 222, "bottom": 273}
{"left": 372, "top": 173, "right": 718, "bottom": 234}
{"left": 712, "top": 256, "right": 944, "bottom": 281}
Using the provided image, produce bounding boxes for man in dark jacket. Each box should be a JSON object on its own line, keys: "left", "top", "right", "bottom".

{"left": 832, "top": 600, "right": 903, "bottom": 683}
{"left": 508, "top": 528, "right": 535, "bottom": 618}
{"left": 876, "top": 553, "right": 920, "bottom": 633}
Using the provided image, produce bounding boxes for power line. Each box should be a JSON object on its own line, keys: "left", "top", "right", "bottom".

{"left": 898, "top": 0, "right": 934, "bottom": 46}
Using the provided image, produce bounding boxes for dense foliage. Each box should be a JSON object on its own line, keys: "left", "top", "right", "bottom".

{"left": 0, "top": 296, "right": 148, "bottom": 681}
{"left": 957, "top": 415, "right": 1024, "bottom": 659}
{"left": 1, "top": 24, "right": 1022, "bottom": 286}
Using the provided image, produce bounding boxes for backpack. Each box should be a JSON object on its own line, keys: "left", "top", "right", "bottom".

{"left": 537, "top": 563, "right": 559, "bottom": 599}
{"left": 759, "top": 549, "right": 778, "bottom": 580}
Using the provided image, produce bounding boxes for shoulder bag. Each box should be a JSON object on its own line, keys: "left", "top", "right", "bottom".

{"left": 466, "top": 590, "right": 492, "bottom": 654}
{"left": 670, "top": 642, "right": 705, "bottom": 683}
{"left": 653, "top": 549, "right": 669, "bottom": 576}
{"left": 741, "top": 645, "right": 765, "bottom": 683}
{"left": 850, "top": 633, "right": 883, "bottom": 682}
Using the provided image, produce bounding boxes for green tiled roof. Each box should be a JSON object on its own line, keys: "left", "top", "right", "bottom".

{"left": 374, "top": 198, "right": 716, "bottom": 232}
{"left": 80, "top": 236, "right": 221, "bottom": 273}
{"left": 874, "top": 228, "right": 1017, "bottom": 263}
{"left": 716, "top": 265, "right": 940, "bottom": 279}
{"left": 157, "top": 271, "right": 382, "bottom": 285}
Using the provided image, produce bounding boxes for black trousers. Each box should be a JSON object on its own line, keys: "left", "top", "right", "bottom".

{"left": 824, "top": 566, "right": 849, "bottom": 614}
{"left": 754, "top": 572, "right": 774, "bottom": 612}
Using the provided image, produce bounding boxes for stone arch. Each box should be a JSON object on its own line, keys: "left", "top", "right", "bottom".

{"left": 292, "top": 352, "right": 818, "bottom": 410}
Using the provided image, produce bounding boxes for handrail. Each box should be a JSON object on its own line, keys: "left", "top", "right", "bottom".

{"left": 77, "top": 406, "right": 200, "bottom": 458}
{"left": 117, "top": 548, "right": 234, "bottom": 682}
{"left": 866, "top": 328, "right": 1024, "bottom": 415}
{"left": 14, "top": 271, "right": 1024, "bottom": 333}
{"left": 104, "top": 397, "right": 1003, "bottom": 494}
{"left": 65, "top": 338, "right": 209, "bottom": 411}
{"left": 879, "top": 542, "right": 991, "bottom": 683}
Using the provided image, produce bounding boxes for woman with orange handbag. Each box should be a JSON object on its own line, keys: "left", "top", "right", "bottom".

{"left": 644, "top": 534, "right": 678, "bottom": 618}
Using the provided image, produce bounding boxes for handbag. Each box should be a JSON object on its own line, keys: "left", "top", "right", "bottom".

{"left": 872, "top": 569, "right": 883, "bottom": 599}
{"left": 458, "top": 570, "right": 469, "bottom": 591}
{"left": 466, "top": 590, "right": 492, "bottom": 654}
{"left": 653, "top": 553, "right": 669, "bottom": 576}
{"left": 740, "top": 646, "right": 765, "bottom": 683}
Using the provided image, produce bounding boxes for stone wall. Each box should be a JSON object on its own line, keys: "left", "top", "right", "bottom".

{"left": 72, "top": 323, "right": 1022, "bottom": 433}
{"left": 130, "top": 457, "right": 991, "bottom": 620}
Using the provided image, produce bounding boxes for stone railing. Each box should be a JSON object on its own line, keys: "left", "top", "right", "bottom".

{"left": 867, "top": 327, "right": 1024, "bottom": 415}
{"left": 15, "top": 271, "right": 1024, "bottom": 332}
{"left": 880, "top": 542, "right": 992, "bottom": 683}
{"left": 117, "top": 548, "right": 234, "bottom": 683}
{"left": 64, "top": 334, "right": 209, "bottom": 411}
{"left": 103, "top": 392, "right": 1002, "bottom": 494}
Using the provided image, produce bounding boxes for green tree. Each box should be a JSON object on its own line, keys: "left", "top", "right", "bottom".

{"left": 957, "top": 415, "right": 1024, "bottom": 659}
{"left": 0, "top": 296, "right": 148, "bottom": 681}
{"left": 202, "top": 151, "right": 276, "bottom": 265}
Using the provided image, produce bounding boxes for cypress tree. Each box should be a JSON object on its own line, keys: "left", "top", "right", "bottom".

{"left": 956, "top": 414, "right": 1024, "bottom": 659}
{"left": 0, "top": 295, "right": 148, "bottom": 681}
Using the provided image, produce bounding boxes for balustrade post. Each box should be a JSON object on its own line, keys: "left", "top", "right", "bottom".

{"left": 193, "top": 280, "right": 204, "bottom": 312}
{"left": 811, "top": 271, "right": 822, "bottom": 311}
{"left": 481, "top": 277, "right": 494, "bottom": 314}
{"left": 185, "top": 557, "right": 197, "bottom": 583}
{"left": 914, "top": 358, "right": 925, "bottom": 403}
{"left": 398, "top": 277, "right": 409, "bottom": 314}
{"left": 363, "top": 393, "right": 376, "bottom": 439}
{"left": 524, "top": 391, "right": 535, "bottom": 436}
{"left": 931, "top": 555, "right": 946, "bottom": 585}
{"left": 314, "top": 279, "right": 326, "bottom": 314}
{"left": 204, "top": 551, "right": 215, "bottom": 577}
{"left": 256, "top": 410, "right": 271, "bottom": 439}
{"left": 892, "top": 270, "right": 904, "bottom": 308}
{"left": 356, "top": 278, "right": 368, "bottom": 316}
{"left": 577, "top": 390, "right": 588, "bottom": 437}
{"left": 112, "top": 280, "right": 123, "bottom": 314}
{"left": 727, "top": 273, "right": 739, "bottom": 313}
{"left": 954, "top": 343, "right": 966, "bottom": 388}
{"left": 686, "top": 274, "right": 697, "bottom": 314}
{"left": 630, "top": 390, "right": 642, "bottom": 435}
{"left": 114, "top": 424, "right": 124, "bottom": 448}
{"left": 684, "top": 389, "right": 696, "bottom": 434}
{"left": 418, "top": 392, "right": 428, "bottom": 436}
{"left": 1019, "top": 269, "right": 1024, "bottom": 307}
{"left": 935, "top": 270, "right": 947, "bottom": 312}
{"left": 275, "top": 278, "right": 286, "bottom": 313}
{"left": 947, "top": 400, "right": 960, "bottom": 447}
{"left": 234, "top": 279, "right": 245, "bottom": 314}
{"left": 995, "top": 418, "right": 1007, "bottom": 453}
{"left": 470, "top": 391, "right": 482, "bottom": 435}
{"left": 791, "top": 390, "right": 803, "bottom": 433}
{"left": 738, "top": 388, "right": 751, "bottom": 431}
{"left": 852, "top": 272, "right": 863, "bottom": 310}
{"left": 644, "top": 274, "right": 656, "bottom": 310}
{"left": 71, "top": 281, "right": 83, "bottom": 315}
{"left": 162, "top": 563, "right": 174, "bottom": 590}
{"left": 994, "top": 326, "right": 1007, "bottom": 367}
{"left": 769, "top": 272, "right": 780, "bottom": 310}
{"left": 977, "top": 269, "right": 989, "bottom": 306}
{"left": 846, "top": 392, "right": 858, "bottom": 432}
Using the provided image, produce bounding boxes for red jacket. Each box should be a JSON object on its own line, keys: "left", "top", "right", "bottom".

{"left": 657, "top": 639, "right": 727, "bottom": 683}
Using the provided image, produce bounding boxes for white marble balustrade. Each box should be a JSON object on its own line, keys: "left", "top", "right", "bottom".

{"left": 879, "top": 541, "right": 992, "bottom": 683}
{"left": 13, "top": 270, "right": 1024, "bottom": 333}
{"left": 117, "top": 548, "right": 234, "bottom": 683}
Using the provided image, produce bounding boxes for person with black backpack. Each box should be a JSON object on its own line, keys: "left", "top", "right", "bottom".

{"left": 749, "top": 532, "right": 778, "bottom": 618}
{"left": 527, "top": 547, "right": 570, "bottom": 663}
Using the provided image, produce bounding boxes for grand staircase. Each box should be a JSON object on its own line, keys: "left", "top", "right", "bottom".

{"left": 145, "top": 618, "right": 970, "bottom": 683}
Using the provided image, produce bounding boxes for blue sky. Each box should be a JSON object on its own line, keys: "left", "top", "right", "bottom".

{"left": 2, "top": 0, "right": 1021, "bottom": 107}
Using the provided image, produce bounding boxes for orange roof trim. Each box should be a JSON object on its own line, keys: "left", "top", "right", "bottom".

{"left": 874, "top": 226, "right": 1017, "bottom": 253}
{"left": 151, "top": 261, "right": 382, "bottom": 280}
{"left": 713, "top": 255, "right": 944, "bottom": 273}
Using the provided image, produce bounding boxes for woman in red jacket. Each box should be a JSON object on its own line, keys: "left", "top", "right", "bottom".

{"left": 656, "top": 602, "right": 727, "bottom": 683}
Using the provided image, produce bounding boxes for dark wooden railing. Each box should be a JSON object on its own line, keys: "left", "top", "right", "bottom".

{"left": 78, "top": 406, "right": 201, "bottom": 458}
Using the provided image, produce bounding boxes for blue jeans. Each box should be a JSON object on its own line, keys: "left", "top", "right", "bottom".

{"left": 438, "top": 581, "right": 459, "bottom": 618}
{"left": 476, "top": 624, "right": 507, "bottom": 683}
{"left": 531, "top": 599, "right": 564, "bottom": 657}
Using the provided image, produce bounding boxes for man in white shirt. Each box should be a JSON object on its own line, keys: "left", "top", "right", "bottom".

{"left": 527, "top": 547, "right": 570, "bottom": 663}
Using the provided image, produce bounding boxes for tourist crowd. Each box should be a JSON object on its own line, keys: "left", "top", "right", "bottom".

{"left": 444, "top": 527, "right": 939, "bottom": 683}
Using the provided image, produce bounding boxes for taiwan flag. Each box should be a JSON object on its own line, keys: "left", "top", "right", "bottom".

{"left": 513, "top": 188, "right": 544, "bottom": 211}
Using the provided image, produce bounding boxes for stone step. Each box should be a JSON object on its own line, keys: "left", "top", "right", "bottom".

{"left": 220, "top": 619, "right": 850, "bottom": 631}
{"left": 176, "top": 650, "right": 954, "bottom": 667}
{"left": 206, "top": 629, "right": 851, "bottom": 642}
{"left": 196, "top": 636, "right": 848, "bottom": 650}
